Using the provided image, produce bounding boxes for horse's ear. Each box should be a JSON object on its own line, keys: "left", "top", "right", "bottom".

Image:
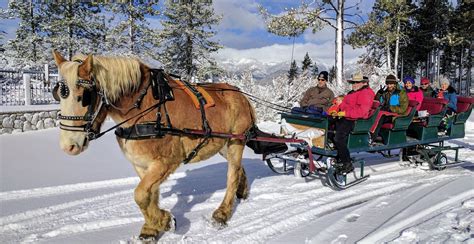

{"left": 52, "top": 50, "right": 66, "bottom": 67}
{"left": 78, "top": 54, "right": 93, "bottom": 78}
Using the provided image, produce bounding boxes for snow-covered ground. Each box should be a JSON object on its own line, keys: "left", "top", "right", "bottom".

{"left": 0, "top": 119, "right": 473, "bottom": 243}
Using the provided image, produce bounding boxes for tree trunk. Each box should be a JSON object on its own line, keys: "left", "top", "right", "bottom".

{"left": 128, "top": 2, "right": 134, "bottom": 55}
{"left": 386, "top": 42, "right": 391, "bottom": 71}
{"left": 458, "top": 45, "right": 463, "bottom": 95}
{"left": 467, "top": 44, "right": 472, "bottom": 96}
{"left": 186, "top": 5, "right": 193, "bottom": 79}
{"left": 29, "top": 0, "right": 37, "bottom": 62}
{"left": 394, "top": 20, "right": 400, "bottom": 77}
{"left": 67, "top": 3, "right": 73, "bottom": 60}
{"left": 335, "top": 0, "right": 344, "bottom": 86}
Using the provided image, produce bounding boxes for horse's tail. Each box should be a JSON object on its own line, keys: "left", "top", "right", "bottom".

{"left": 246, "top": 96, "right": 257, "bottom": 126}
{"left": 242, "top": 94, "right": 288, "bottom": 155}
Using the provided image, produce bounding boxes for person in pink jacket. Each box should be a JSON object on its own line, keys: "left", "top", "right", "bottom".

{"left": 329, "top": 73, "right": 375, "bottom": 174}
{"left": 403, "top": 76, "right": 423, "bottom": 110}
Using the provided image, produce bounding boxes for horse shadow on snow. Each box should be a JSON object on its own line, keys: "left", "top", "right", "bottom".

{"left": 160, "top": 158, "right": 275, "bottom": 235}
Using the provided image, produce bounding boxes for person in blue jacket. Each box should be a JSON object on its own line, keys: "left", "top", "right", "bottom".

{"left": 436, "top": 76, "right": 457, "bottom": 132}
{"left": 436, "top": 76, "right": 457, "bottom": 114}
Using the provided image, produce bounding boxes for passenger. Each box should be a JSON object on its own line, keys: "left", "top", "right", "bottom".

{"left": 420, "top": 77, "right": 436, "bottom": 98}
{"left": 436, "top": 76, "right": 457, "bottom": 115}
{"left": 436, "top": 76, "right": 457, "bottom": 132}
{"left": 298, "top": 71, "right": 335, "bottom": 112}
{"left": 370, "top": 75, "right": 409, "bottom": 139}
{"left": 327, "top": 95, "right": 345, "bottom": 115}
{"left": 403, "top": 76, "right": 423, "bottom": 110}
{"left": 331, "top": 73, "right": 374, "bottom": 174}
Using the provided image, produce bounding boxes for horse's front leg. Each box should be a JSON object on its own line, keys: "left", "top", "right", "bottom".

{"left": 134, "top": 162, "right": 178, "bottom": 239}
{"left": 213, "top": 139, "right": 246, "bottom": 226}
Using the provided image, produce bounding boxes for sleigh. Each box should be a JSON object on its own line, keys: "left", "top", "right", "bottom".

{"left": 262, "top": 96, "right": 474, "bottom": 189}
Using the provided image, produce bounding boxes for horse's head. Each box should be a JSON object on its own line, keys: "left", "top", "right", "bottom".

{"left": 52, "top": 50, "right": 108, "bottom": 155}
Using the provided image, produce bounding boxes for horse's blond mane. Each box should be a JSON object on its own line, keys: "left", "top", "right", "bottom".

{"left": 61, "top": 54, "right": 143, "bottom": 102}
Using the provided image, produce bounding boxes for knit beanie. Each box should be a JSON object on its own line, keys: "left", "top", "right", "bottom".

{"left": 420, "top": 77, "right": 430, "bottom": 85}
{"left": 318, "top": 71, "right": 329, "bottom": 81}
{"left": 403, "top": 76, "right": 415, "bottom": 84}
{"left": 385, "top": 74, "right": 398, "bottom": 84}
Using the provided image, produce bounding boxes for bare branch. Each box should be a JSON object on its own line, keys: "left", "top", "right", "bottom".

{"left": 317, "top": 16, "right": 336, "bottom": 29}
{"left": 327, "top": 1, "right": 338, "bottom": 14}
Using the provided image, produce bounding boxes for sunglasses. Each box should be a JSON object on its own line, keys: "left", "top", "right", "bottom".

{"left": 318, "top": 79, "right": 326, "bottom": 81}
{"left": 421, "top": 83, "right": 429, "bottom": 85}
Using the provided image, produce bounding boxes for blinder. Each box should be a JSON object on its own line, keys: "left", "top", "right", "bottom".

{"left": 53, "top": 82, "right": 70, "bottom": 101}
{"left": 53, "top": 77, "right": 106, "bottom": 140}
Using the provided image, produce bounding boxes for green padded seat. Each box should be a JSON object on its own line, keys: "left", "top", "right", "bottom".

{"left": 447, "top": 96, "right": 474, "bottom": 138}
{"left": 380, "top": 100, "right": 419, "bottom": 145}
{"left": 407, "top": 97, "right": 448, "bottom": 140}
{"left": 347, "top": 101, "right": 381, "bottom": 148}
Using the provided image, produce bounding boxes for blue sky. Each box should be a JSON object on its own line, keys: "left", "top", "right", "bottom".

{"left": 0, "top": 0, "right": 376, "bottom": 66}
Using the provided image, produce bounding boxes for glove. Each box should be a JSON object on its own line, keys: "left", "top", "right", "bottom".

{"left": 330, "top": 111, "right": 338, "bottom": 117}
{"left": 376, "top": 85, "right": 384, "bottom": 95}
{"left": 337, "top": 111, "right": 346, "bottom": 117}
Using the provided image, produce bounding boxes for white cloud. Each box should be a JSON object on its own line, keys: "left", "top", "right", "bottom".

{"left": 213, "top": 0, "right": 265, "bottom": 31}
{"left": 214, "top": 41, "right": 365, "bottom": 67}
{"left": 303, "top": 26, "right": 335, "bottom": 44}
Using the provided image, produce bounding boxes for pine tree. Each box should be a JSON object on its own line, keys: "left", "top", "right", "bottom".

{"left": 328, "top": 66, "right": 336, "bottom": 83}
{"left": 347, "top": 0, "right": 411, "bottom": 75}
{"left": 106, "top": 1, "right": 160, "bottom": 61}
{"left": 302, "top": 52, "right": 312, "bottom": 71}
{"left": 311, "top": 64, "right": 319, "bottom": 78}
{"left": 159, "top": 0, "right": 222, "bottom": 80}
{"left": 288, "top": 60, "right": 298, "bottom": 83}
{"left": 260, "top": 1, "right": 364, "bottom": 85}
{"left": 6, "top": 1, "right": 46, "bottom": 67}
{"left": 442, "top": 0, "right": 472, "bottom": 94}
{"left": 43, "top": 2, "right": 106, "bottom": 60}
{"left": 403, "top": 0, "right": 451, "bottom": 77}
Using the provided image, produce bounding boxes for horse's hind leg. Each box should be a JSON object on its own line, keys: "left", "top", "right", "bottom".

{"left": 134, "top": 162, "right": 178, "bottom": 239}
{"left": 213, "top": 139, "right": 246, "bottom": 226}
{"left": 236, "top": 167, "right": 249, "bottom": 199}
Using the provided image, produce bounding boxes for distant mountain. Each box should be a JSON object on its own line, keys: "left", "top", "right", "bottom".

{"left": 215, "top": 57, "right": 331, "bottom": 84}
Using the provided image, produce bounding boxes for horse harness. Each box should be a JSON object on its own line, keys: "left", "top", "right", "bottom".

{"left": 54, "top": 68, "right": 221, "bottom": 164}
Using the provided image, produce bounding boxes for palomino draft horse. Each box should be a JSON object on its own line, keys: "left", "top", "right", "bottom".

{"left": 52, "top": 51, "right": 255, "bottom": 239}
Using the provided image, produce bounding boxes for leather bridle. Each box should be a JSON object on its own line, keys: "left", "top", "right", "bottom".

{"left": 53, "top": 77, "right": 108, "bottom": 141}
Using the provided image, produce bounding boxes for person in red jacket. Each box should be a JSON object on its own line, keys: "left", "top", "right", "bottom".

{"left": 403, "top": 76, "right": 423, "bottom": 110}
{"left": 331, "top": 73, "right": 375, "bottom": 174}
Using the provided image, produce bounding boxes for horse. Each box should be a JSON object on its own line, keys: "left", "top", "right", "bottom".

{"left": 52, "top": 50, "right": 256, "bottom": 239}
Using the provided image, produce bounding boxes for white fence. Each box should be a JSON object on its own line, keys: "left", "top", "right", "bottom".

{"left": 1, "top": 73, "right": 60, "bottom": 106}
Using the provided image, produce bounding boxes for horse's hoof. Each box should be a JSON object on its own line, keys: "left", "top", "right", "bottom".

{"left": 138, "top": 233, "right": 158, "bottom": 241}
{"left": 236, "top": 190, "right": 248, "bottom": 200}
{"left": 168, "top": 215, "right": 176, "bottom": 232}
{"left": 212, "top": 211, "right": 228, "bottom": 228}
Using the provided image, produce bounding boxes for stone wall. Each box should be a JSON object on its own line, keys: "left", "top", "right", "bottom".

{"left": 0, "top": 110, "right": 59, "bottom": 135}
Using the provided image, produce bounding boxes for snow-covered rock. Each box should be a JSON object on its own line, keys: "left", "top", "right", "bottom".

{"left": 13, "top": 119, "right": 23, "bottom": 129}
{"left": 1, "top": 127, "right": 13, "bottom": 134}
{"left": 2, "top": 117, "right": 13, "bottom": 128}
{"left": 24, "top": 113, "right": 33, "bottom": 122}
{"left": 44, "top": 118, "right": 55, "bottom": 128}
{"left": 31, "top": 113, "right": 40, "bottom": 125}
{"left": 39, "top": 111, "right": 48, "bottom": 118}
{"left": 36, "top": 120, "right": 44, "bottom": 130}
{"left": 23, "top": 121, "right": 32, "bottom": 131}
{"left": 49, "top": 111, "right": 58, "bottom": 118}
